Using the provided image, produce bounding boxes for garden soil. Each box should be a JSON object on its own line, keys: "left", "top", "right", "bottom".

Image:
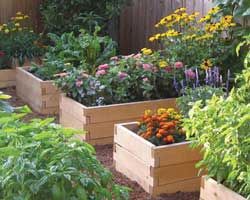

{"left": 3, "top": 87, "right": 199, "bottom": 200}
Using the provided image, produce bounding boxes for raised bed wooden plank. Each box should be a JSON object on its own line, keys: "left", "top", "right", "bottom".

{"left": 16, "top": 67, "right": 61, "bottom": 114}
{"left": 200, "top": 176, "right": 246, "bottom": 200}
{"left": 0, "top": 69, "right": 16, "bottom": 89}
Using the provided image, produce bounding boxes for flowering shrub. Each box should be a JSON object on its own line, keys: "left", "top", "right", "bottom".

{"left": 137, "top": 108, "right": 185, "bottom": 146}
{"left": 149, "top": 7, "right": 242, "bottom": 74}
{"left": 54, "top": 50, "right": 193, "bottom": 106}
{"left": 30, "top": 27, "right": 116, "bottom": 80}
{"left": 0, "top": 12, "right": 44, "bottom": 68}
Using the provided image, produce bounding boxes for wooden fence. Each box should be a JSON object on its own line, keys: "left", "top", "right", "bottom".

{"left": 120, "top": 0, "right": 213, "bottom": 54}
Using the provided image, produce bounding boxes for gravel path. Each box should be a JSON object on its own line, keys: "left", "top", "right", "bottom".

{"left": 2, "top": 87, "right": 200, "bottom": 200}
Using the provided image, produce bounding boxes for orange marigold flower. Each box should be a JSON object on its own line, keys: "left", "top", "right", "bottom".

{"left": 156, "top": 133, "right": 162, "bottom": 138}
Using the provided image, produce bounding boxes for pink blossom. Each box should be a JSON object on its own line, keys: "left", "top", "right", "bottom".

{"left": 75, "top": 80, "right": 83, "bottom": 87}
{"left": 110, "top": 56, "right": 118, "bottom": 60}
{"left": 165, "top": 66, "right": 172, "bottom": 72}
{"left": 152, "top": 66, "right": 158, "bottom": 72}
{"left": 185, "top": 69, "right": 196, "bottom": 79}
{"left": 123, "top": 54, "right": 134, "bottom": 59}
{"left": 134, "top": 53, "right": 142, "bottom": 59}
{"left": 118, "top": 72, "right": 128, "bottom": 79}
{"left": 96, "top": 69, "right": 106, "bottom": 76}
{"left": 143, "top": 77, "right": 149, "bottom": 82}
{"left": 98, "top": 64, "right": 110, "bottom": 70}
{"left": 174, "top": 61, "right": 184, "bottom": 69}
{"left": 143, "top": 64, "right": 152, "bottom": 70}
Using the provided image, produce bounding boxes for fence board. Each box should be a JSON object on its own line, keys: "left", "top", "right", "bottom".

{"left": 120, "top": 0, "right": 213, "bottom": 54}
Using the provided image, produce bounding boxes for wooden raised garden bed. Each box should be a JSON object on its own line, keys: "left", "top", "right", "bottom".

{"left": 16, "top": 67, "right": 61, "bottom": 114}
{"left": 0, "top": 69, "right": 16, "bottom": 89}
{"left": 113, "top": 122, "right": 202, "bottom": 196}
{"left": 59, "top": 95, "right": 177, "bottom": 145}
{"left": 200, "top": 176, "right": 246, "bottom": 200}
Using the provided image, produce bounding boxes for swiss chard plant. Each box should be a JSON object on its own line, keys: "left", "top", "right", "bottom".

{"left": 30, "top": 27, "right": 117, "bottom": 80}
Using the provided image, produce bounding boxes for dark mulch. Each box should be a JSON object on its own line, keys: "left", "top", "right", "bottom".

{"left": 2, "top": 87, "right": 199, "bottom": 200}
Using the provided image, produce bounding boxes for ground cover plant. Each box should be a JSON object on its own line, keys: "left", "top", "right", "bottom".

{"left": 40, "top": 0, "right": 127, "bottom": 35}
{"left": 0, "top": 95, "right": 130, "bottom": 199}
{"left": 137, "top": 108, "right": 186, "bottom": 146}
{"left": 182, "top": 36, "right": 250, "bottom": 198}
{"left": 30, "top": 27, "right": 117, "bottom": 80}
{"left": 0, "top": 12, "right": 44, "bottom": 69}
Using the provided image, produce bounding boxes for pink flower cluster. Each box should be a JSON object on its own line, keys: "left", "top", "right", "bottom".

{"left": 96, "top": 64, "right": 110, "bottom": 76}
{"left": 184, "top": 69, "right": 196, "bottom": 79}
{"left": 142, "top": 64, "right": 157, "bottom": 72}
{"left": 118, "top": 72, "right": 128, "bottom": 79}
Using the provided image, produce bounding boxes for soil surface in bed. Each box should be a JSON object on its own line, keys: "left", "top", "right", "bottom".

{"left": 3, "top": 87, "right": 199, "bottom": 200}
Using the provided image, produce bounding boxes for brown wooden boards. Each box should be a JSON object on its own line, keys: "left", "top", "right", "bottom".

{"left": 16, "top": 67, "right": 61, "bottom": 114}
{"left": 114, "top": 122, "right": 202, "bottom": 196}
{"left": 0, "top": 69, "right": 16, "bottom": 88}
{"left": 59, "top": 95, "right": 177, "bottom": 145}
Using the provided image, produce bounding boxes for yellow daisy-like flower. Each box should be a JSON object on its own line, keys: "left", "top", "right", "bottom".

{"left": 144, "top": 109, "right": 153, "bottom": 115}
{"left": 15, "top": 16, "right": 24, "bottom": 20}
{"left": 4, "top": 29, "right": 10, "bottom": 34}
{"left": 199, "top": 15, "right": 211, "bottom": 23}
{"left": 157, "top": 108, "right": 167, "bottom": 115}
{"left": 16, "top": 11, "right": 22, "bottom": 15}
{"left": 141, "top": 48, "right": 153, "bottom": 55}
{"left": 182, "top": 34, "right": 197, "bottom": 40}
{"left": 149, "top": 36, "right": 155, "bottom": 42}
{"left": 158, "top": 61, "right": 168, "bottom": 68}
{"left": 196, "top": 33, "right": 214, "bottom": 41}
{"left": 24, "top": 15, "right": 29, "bottom": 19}
{"left": 201, "top": 59, "right": 213, "bottom": 70}
{"left": 15, "top": 23, "right": 20, "bottom": 27}
{"left": 208, "top": 6, "right": 220, "bottom": 15}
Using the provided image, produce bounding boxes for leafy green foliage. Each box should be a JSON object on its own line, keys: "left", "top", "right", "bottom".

{"left": 30, "top": 28, "right": 117, "bottom": 80}
{"left": 214, "top": 0, "right": 250, "bottom": 19}
{"left": 182, "top": 37, "right": 250, "bottom": 198}
{"left": 0, "top": 106, "right": 130, "bottom": 199}
{"left": 176, "top": 86, "right": 225, "bottom": 117}
{"left": 40, "top": 0, "right": 127, "bottom": 35}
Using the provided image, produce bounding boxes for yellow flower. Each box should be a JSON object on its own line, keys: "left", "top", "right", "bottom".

{"left": 199, "top": 15, "right": 211, "bottom": 23}
{"left": 0, "top": 26, "right": 2, "bottom": 31}
{"left": 141, "top": 48, "right": 153, "bottom": 55}
{"left": 174, "top": 114, "right": 181, "bottom": 120}
{"left": 24, "top": 15, "right": 29, "bottom": 19}
{"left": 157, "top": 108, "right": 167, "bottom": 115}
{"left": 4, "top": 29, "right": 9, "bottom": 34}
{"left": 158, "top": 61, "right": 168, "bottom": 68}
{"left": 175, "top": 7, "right": 186, "bottom": 13}
{"left": 165, "top": 29, "right": 181, "bottom": 37}
{"left": 15, "top": 23, "right": 20, "bottom": 27}
{"left": 182, "top": 34, "right": 196, "bottom": 40}
{"left": 201, "top": 59, "right": 213, "bottom": 70}
{"left": 16, "top": 11, "right": 22, "bottom": 15}
{"left": 208, "top": 6, "right": 220, "bottom": 15}
{"left": 15, "top": 16, "right": 24, "bottom": 20}
{"left": 3, "top": 24, "right": 7, "bottom": 27}
{"left": 221, "top": 15, "right": 233, "bottom": 24}
{"left": 144, "top": 109, "right": 152, "bottom": 115}
{"left": 196, "top": 33, "right": 213, "bottom": 41}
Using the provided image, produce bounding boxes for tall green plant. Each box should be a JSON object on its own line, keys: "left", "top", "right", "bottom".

{"left": 0, "top": 107, "right": 130, "bottom": 199}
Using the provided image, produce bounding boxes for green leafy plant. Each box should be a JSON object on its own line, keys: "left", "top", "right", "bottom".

{"left": 0, "top": 12, "right": 45, "bottom": 69}
{"left": 40, "top": 0, "right": 127, "bottom": 35}
{"left": 0, "top": 105, "right": 130, "bottom": 199}
{"left": 176, "top": 86, "right": 225, "bottom": 117}
{"left": 30, "top": 28, "right": 117, "bottom": 80}
{"left": 182, "top": 37, "right": 250, "bottom": 198}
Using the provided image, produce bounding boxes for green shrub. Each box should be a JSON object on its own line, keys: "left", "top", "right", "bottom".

{"left": 182, "top": 37, "right": 250, "bottom": 198}
{"left": 40, "top": 0, "right": 126, "bottom": 35}
{"left": 30, "top": 28, "right": 117, "bottom": 80}
{"left": 0, "top": 104, "right": 130, "bottom": 199}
